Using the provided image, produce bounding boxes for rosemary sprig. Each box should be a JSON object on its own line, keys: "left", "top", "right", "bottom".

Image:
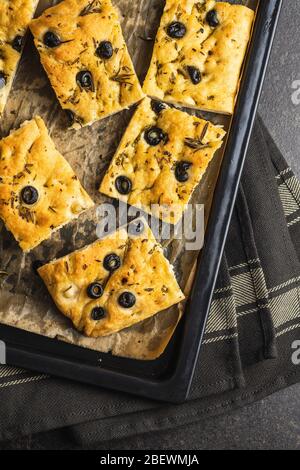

{"left": 111, "top": 71, "right": 134, "bottom": 86}
{"left": 80, "top": 0, "right": 102, "bottom": 16}
{"left": 184, "top": 138, "right": 210, "bottom": 151}
{"left": 199, "top": 122, "right": 209, "bottom": 142}
{"left": 17, "top": 206, "right": 35, "bottom": 224}
{"left": 24, "top": 163, "right": 33, "bottom": 174}
{"left": 63, "top": 286, "right": 72, "bottom": 293}
{"left": 185, "top": 123, "right": 210, "bottom": 151}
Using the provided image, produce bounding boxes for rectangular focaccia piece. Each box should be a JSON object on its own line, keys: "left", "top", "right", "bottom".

{"left": 38, "top": 219, "right": 185, "bottom": 337}
{"left": 100, "top": 97, "right": 226, "bottom": 224}
{"left": 0, "top": 0, "right": 39, "bottom": 116}
{"left": 0, "top": 116, "right": 94, "bottom": 252}
{"left": 30, "top": 0, "right": 145, "bottom": 129}
{"left": 143, "top": 0, "right": 255, "bottom": 115}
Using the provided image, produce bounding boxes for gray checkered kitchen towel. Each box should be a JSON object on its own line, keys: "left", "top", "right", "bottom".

{"left": 0, "top": 117, "right": 299, "bottom": 446}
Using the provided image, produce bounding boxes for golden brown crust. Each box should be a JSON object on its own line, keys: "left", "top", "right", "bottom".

{"left": 0, "top": 0, "right": 39, "bottom": 116}
{"left": 30, "top": 0, "right": 145, "bottom": 129}
{"left": 143, "top": 0, "right": 254, "bottom": 115}
{"left": 38, "top": 220, "right": 185, "bottom": 337}
{"left": 0, "top": 116, "right": 94, "bottom": 251}
{"left": 100, "top": 97, "right": 226, "bottom": 224}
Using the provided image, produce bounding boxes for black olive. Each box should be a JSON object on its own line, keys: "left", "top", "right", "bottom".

{"left": 91, "top": 307, "right": 106, "bottom": 321}
{"left": 187, "top": 66, "right": 202, "bottom": 85}
{"left": 151, "top": 100, "right": 166, "bottom": 115}
{"left": 76, "top": 70, "right": 94, "bottom": 91}
{"left": 118, "top": 291, "right": 136, "bottom": 308}
{"left": 128, "top": 220, "right": 144, "bottom": 237}
{"left": 167, "top": 21, "right": 187, "bottom": 39}
{"left": 65, "top": 109, "right": 83, "bottom": 127}
{"left": 103, "top": 253, "right": 121, "bottom": 272}
{"left": 20, "top": 186, "right": 39, "bottom": 205}
{"left": 43, "top": 31, "right": 61, "bottom": 48}
{"left": 115, "top": 176, "right": 132, "bottom": 195}
{"left": 175, "top": 161, "right": 192, "bottom": 183}
{"left": 0, "top": 72, "right": 6, "bottom": 90}
{"left": 206, "top": 9, "right": 219, "bottom": 27}
{"left": 12, "top": 35, "right": 24, "bottom": 53}
{"left": 144, "top": 127, "right": 167, "bottom": 146}
{"left": 32, "top": 260, "right": 44, "bottom": 275}
{"left": 96, "top": 41, "right": 114, "bottom": 59}
{"left": 65, "top": 109, "right": 75, "bottom": 126}
{"left": 87, "top": 282, "right": 104, "bottom": 299}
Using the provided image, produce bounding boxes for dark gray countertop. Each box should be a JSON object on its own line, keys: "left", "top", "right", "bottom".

{"left": 260, "top": 0, "right": 300, "bottom": 178}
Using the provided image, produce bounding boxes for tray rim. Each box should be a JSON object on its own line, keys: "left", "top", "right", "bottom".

{"left": 0, "top": 0, "right": 283, "bottom": 403}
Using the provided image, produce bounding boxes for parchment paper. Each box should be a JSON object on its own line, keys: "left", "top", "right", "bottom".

{"left": 0, "top": 0, "right": 256, "bottom": 360}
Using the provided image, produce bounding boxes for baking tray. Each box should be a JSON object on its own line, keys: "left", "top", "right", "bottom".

{"left": 0, "top": 0, "right": 282, "bottom": 403}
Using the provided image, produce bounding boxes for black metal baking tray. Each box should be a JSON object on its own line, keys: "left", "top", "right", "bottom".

{"left": 0, "top": 0, "right": 282, "bottom": 403}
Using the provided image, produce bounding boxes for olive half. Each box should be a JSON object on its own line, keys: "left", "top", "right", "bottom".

{"left": 96, "top": 41, "right": 114, "bottom": 59}
{"left": 87, "top": 282, "right": 104, "bottom": 299}
{"left": 151, "top": 100, "right": 166, "bottom": 115}
{"left": 12, "top": 35, "right": 24, "bottom": 53}
{"left": 91, "top": 307, "right": 106, "bottom": 321}
{"left": 21, "top": 186, "right": 39, "bottom": 205}
{"left": 175, "top": 161, "right": 192, "bottom": 183}
{"left": 115, "top": 176, "right": 132, "bottom": 195}
{"left": 187, "top": 66, "right": 201, "bottom": 85}
{"left": 103, "top": 253, "right": 121, "bottom": 272}
{"left": 76, "top": 70, "right": 94, "bottom": 91}
{"left": 118, "top": 291, "right": 136, "bottom": 308}
{"left": 43, "top": 31, "right": 61, "bottom": 48}
{"left": 144, "top": 127, "right": 167, "bottom": 146}
{"left": 167, "top": 21, "right": 187, "bottom": 39}
{"left": 65, "top": 109, "right": 75, "bottom": 126}
{"left": 206, "top": 10, "right": 219, "bottom": 27}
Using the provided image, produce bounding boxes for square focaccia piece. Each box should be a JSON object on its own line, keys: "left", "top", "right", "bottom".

{"left": 143, "top": 0, "right": 254, "bottom": 115}
{"left": 0, "top": 116, "right": 94, "bottom": 252}
{"left": 30, "top": 0, "right": 145, "bottom": 129}
{"left": 0, "top": 0, "right": 39, "bottom": 116}
{"left": 38, "top": 219, "right": 185, "bottom": 337}
{"left": 100, "top": 97, "right": 226, "bottom": 224}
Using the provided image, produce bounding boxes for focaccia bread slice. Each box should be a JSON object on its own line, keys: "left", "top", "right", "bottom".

{"left": 0, "top": 116, "right": 94, "bottom": 252}
{"left": 30, "top": 0, "right": 145, "bottom": 129}
{"left": 0, "top": 0, "right": 39, "bottom": 116}
{"left": 143, "top": 0, "right": 254, "bottom": 115}
{"left": 38, "top": 219, "right": 185, "bottom": 337}
{"left": 100, "top": 97, "right": 226, "bottom": 224}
